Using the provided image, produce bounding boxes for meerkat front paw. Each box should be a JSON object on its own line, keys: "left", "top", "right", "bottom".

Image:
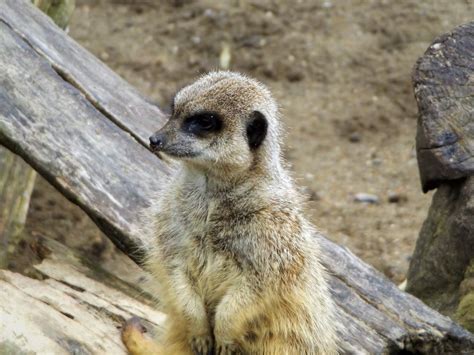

{"left": 190, "top": 334, "right": 214, "bottom": 355}
{"left": 215, "top": 342, "right": 241, "bottom": 355}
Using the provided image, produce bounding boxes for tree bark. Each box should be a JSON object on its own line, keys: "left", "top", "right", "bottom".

{"left": 0, "top": 0, "right": 75, "bottom": 269}
{"left": 0, "top": 149, "right": 36, "bottom": 268}
{"left": 406, "top": 177, "right": 474, "bottom": 329}
{"left": 0, "top": 236, "right": 164, "bottom": 354}
{"left": 407, "top": 21, "right": 474, "bottom": 333}
{"left": 413, "top": 23, "right": 474, "bottom": 193}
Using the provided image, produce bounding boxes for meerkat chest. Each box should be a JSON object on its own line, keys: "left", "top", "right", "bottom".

{"left": 175, "top": 207, "right": 239, "bottom": 298}
{"left": 163, "top": 181, "right": 244, "bottom": 295}
{"left": 189, "top": 245, "right": 235, "bottom": 295}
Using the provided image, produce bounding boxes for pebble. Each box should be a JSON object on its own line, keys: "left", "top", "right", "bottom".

{"left": 354, "top": 193, "right": 379, "bottom": 204}
{"left": 203, "top": 8, "right": 215, "bottom": 18}
{"left": 371, "top": 158, "right": 383, "bottom": 166}
{"left": 99, "top": 51, "right": 109, "bottom": 61}
{"left": 191, "top": 36, "right": 201, "bottom": 45}
{"left": 388, "top": 192, "right": 408, "bottom": 203}
{"left": 349, "top": 132, "right": 361, "bottom": 143}
{"left": 322, "top": 0, "right": 333, "bottom": 8}
{"left": 262, "top": 65, "right": 276, "bottom": 79}
{"left": 241, "top": 35, "right": 266, "bottom": 48}
{"left": 286, "top": 69, "right": 304, "bottom": 82}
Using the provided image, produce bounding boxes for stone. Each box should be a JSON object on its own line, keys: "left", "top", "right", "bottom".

{"left": 354, "top": 193, "right": 379, "bottom": 204}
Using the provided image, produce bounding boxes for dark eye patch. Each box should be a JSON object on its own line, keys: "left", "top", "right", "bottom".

{"left": 182, "top": 112, "right": 223, "bottom": 136}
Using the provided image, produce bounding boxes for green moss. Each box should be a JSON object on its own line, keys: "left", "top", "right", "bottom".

{"left": 455, "top": 292, "right": 474, "bottom": 333}
{"left": 0, "top": 341, "right": 34, "bottom": 355}
{"left": 465, "top": 259, "right": 474, "bottom": 278}
{"left": 32, "top": 0, "right": 75, "bottom": 29}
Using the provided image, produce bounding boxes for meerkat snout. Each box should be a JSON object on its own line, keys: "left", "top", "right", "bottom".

{"left": 149, "top": 132, "right": 165, "bottom": 151}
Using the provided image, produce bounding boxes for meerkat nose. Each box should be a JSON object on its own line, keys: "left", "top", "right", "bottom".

{"left": 149, "top": 133, "right": 165, "bottom": 150}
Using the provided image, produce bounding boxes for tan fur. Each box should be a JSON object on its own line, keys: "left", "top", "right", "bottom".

{"left": 131, "top": 71, "right": 340, "bottom": 354}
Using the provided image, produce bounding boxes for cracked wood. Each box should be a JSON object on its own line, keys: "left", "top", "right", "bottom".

{"left": 413, "top": 22, "right": 474, "bottom": 192}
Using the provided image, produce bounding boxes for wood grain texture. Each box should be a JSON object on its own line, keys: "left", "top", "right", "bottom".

{"left": 0, "top": 1, "right": 473, "bottom": 353}
{"left": 0, "top": 147, "right": 36, "bottom": 268}
{"left": 1, "top": 0, "right": 167, "bottom": 148}
{"left": 0, "top": 0, "right": 73, "bottom": 273}
{"left": 413, "top": 22, "right": 474, "bottom": 192}
{"left": 0, "top": 15, "right": 170, "bottom": 259}
{"left": 407, "top": 177, "right": 474, "bottom": 328}
{"left": 408, "top": 21, "right": 474, "bottom": 337}
{"left": 0, "top": 237, "right": 165, "bottom": 355}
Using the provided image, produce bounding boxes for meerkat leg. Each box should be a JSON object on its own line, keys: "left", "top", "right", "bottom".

{"left": 162, "top": 316, "right": 209, "bottom": 355}
{"left": 162, "top": 269, "right": 214, "bottom": 354}
{"left": 213, "top": 285, "right": 307, "bottom": 355}
{"left": 214, "top": 283, "right": 258, "bottom": 354}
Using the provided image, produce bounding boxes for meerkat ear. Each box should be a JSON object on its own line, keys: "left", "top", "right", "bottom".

{"left": 246, "top": 111, "right": 268, "bottom": 150}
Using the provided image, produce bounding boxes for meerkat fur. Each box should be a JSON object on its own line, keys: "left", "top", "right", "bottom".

{"left": 130, "top": 71, "right": 340, "bottom": 355}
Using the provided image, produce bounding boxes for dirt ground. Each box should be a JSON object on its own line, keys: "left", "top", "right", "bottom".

{"left": 24, "top": 0, "right": 474, "bottom": 283}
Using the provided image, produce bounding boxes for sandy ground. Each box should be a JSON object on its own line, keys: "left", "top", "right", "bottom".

{"left": 23, "top": 0, "right": 474, "bottom": 283}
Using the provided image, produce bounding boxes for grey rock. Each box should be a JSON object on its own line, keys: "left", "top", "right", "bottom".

{"left": 354, "top": 193, "right": 379, "bottom": 204}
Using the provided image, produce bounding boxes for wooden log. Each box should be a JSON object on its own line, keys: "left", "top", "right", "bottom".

{"left": 456, "top": 259, "right": 474, "bottom": 333}
{"left": 407, "top": 177, "right": 474, "bottom": 310}
{"left": 413, "top": 22, "right": 474, "bottom": 192}
{"left": 407, "top": 21, "right": 474, "bottom": 334}
{"left": 0, "top": 236, "right": 165, "bottom": 354}
{"left": 0, "top": 1, "right": 473, "bottom": 353}
{"left": 0, "top": 0, "right": 170, "bottom": 261}
{"left": 2, "top": 0, "right": 167, "bottom": 147}
{"left": 406, "top": 177, "right": 474, "bottom": 329}
{"left": 0, "top": 148, "right": 36, "bottom": 268}
{"left": 0, "top": 0, "right": 73, "bottom": 269}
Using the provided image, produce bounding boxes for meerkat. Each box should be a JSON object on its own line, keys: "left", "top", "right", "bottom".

{"left": 122, "top": 71, "right": 340, "bottom": 355}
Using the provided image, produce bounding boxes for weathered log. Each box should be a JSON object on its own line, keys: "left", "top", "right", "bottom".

{"left": 0, "top": 0, "right": 73, "bottom": 269}
{"left": 456, "top": 259, "right": 474, "bottom": 332}
{"left": 2, "top": 0, "right": 166, "bottom": 147}
{"left": 406, "top": 178, "right": 474, "bottom": 326}
{"left": 414, "top": 22, "right": 474, "bottom": 193}
{"left": 0, "top": 148, "right": 36, "bottom": 268}
{"left": 407, "top": 22, "right": 474, "bottom": 334}
{"left": 0, "top": 236, "right": 165, "bottom": 354}
{"left": 0, "top": 1, "right": 473, "bottom": 353}
{"left": 0, "top": 0, "right": 170, "bottom": 258}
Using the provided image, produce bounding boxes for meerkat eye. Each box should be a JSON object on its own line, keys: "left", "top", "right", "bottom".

{"left": 246, "top": 111, "right": 268, "bottom": 150}
{"left": 182, "top": 112, "right": 223, "bottom": 136}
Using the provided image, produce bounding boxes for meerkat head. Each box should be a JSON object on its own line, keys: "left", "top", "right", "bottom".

{"left": 149, "top": 71, "right": 281, "bottom": 177}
